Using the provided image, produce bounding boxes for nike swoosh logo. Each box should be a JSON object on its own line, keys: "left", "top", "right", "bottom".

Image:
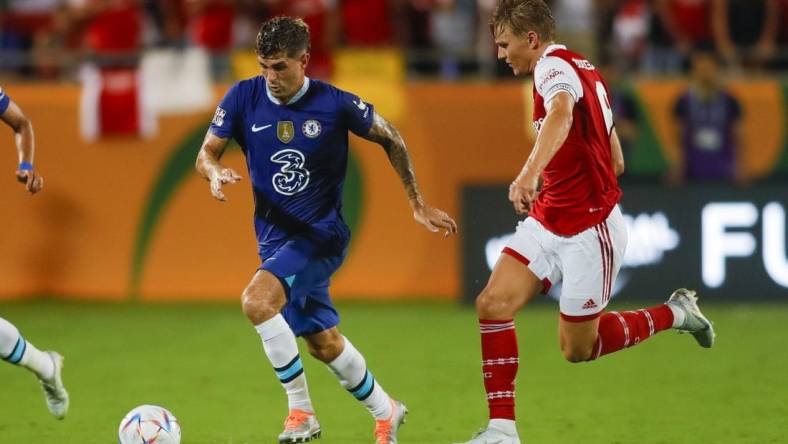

{"left": 251, "top": 124, "right": 272, "bottom": 132}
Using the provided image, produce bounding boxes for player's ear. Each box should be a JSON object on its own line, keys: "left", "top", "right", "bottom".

{"left": 527, "top": 31, "right": 539, "bottom": 49}
{"left": 301, "top": 52, "right": 310, "bottom": 70}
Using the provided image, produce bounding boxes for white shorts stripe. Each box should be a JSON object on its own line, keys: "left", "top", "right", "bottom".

{"left": 600, "top": 222, "right": 614, "bottom": 303}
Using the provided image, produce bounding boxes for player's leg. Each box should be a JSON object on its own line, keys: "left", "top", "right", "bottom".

{"left": 0, "top": 316, "right": 69, "bottom": 419}
{"left": 560, "top": 299, "right": 694, "bottom": 362}
{"left": 463, "top": 254, "right": 543, "bottom": 443}
{"left": 558, "top": 206, "right": 713, "bottom": 363}
{"left": 457, "top": 218, "right": 558, "bottom": 444}
{"left": 304, "top": 326, "right": 407, "bottom": 444}
{"left": 562, "top": 289, "right": 714, "bottom": 362}
{"left": 241, "top": 270, "right": 318, "bottom": 442}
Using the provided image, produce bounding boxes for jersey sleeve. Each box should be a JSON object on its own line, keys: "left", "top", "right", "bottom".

{"left": 209, "top": 82, "right": 243, "bottom": 139}
{"left": 337, "top": 89, "right": 375, "bottom": 136}
{"left": 534, "top": 57, "right": 584, "bottom": 104}
{"left": 0, "top": 87, "right": 10, "bottom": 115}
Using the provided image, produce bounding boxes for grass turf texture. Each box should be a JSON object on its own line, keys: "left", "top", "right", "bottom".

{"left": 0, "top": 300, "right": 786, "bottom": 443}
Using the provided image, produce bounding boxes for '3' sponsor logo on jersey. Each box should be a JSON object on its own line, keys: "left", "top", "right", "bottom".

{"left": 270, "top": 149, "right": 310, "bottom": 196}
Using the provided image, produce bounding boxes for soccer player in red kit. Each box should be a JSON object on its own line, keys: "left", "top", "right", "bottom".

{"left": 455, "top": 1, "right": 715, "bottom": 443}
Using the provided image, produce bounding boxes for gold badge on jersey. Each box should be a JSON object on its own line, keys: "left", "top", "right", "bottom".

{"left": 277, "top": 121, "right": 295, "bottom": 143}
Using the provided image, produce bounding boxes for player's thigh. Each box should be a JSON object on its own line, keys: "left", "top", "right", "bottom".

{"left": 559, "top": 207, "right": 628, "bottom": 321}
{"left": 476, "top": 253, "right": 545, "bottom": 319}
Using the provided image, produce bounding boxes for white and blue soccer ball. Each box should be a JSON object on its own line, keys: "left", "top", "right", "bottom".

{"left": 118, "top": 404, "right": 181, "bottom": 444}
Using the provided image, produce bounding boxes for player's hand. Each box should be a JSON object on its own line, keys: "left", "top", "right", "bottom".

{"left": 209, "top": 167, "right": 242, "bottom": 202}
{"left": 509, "top": 173, "right": 538, "bottom": 215}
{"left": 411, "top": 200, "right": 458, "bottom": 237}
{"left": 15, "top": 168, "right": 43, "bottom": 194}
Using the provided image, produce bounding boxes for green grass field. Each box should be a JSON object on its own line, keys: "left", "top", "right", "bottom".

{"left": 1, "top": 300, "right": 786, "bottom": 443}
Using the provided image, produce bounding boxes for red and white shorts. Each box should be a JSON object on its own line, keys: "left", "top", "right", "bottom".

{"left": 503, "top": 205, "right": 628, "bottom": 321}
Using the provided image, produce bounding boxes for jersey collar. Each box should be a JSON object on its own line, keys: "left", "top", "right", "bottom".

{"left": 538, "top": 44, "right": 567, "bottom": 64}
{"left": 266, "top": 77, "right": 311, "bottom": 106}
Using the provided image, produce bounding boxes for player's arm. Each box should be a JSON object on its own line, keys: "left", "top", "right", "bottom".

{"left": 509, "top": 91, "right": 575, "bottom": 214}
{"left": 610, "top": 127, "right": 625, "bottom": 177}
{"left": 1, "top": 99, "right": 43, "bottom": 194}
{"left": 195, "top": 131, "right": 242, "bottom": 202}
{"left": 362, "top": 112, "right": 458, "bottom": 236}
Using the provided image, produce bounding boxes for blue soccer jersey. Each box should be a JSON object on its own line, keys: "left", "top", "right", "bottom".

{"left": 208, "top": 77, "right": 375, "bottom": 336}
{"left": 0, "top": 87, "right": 10, "bottom": 114}
{"left": 209, "top": 77, "right": 374, "bottom": 259}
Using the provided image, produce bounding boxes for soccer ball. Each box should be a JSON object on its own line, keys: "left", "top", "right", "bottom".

{"left": 118, "top": 405, "right": 181, "bottom": 444}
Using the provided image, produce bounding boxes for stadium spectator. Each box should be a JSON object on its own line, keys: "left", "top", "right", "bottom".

{"left": 431, "top": 0, "right": 477, "bottom": 79}
{"left": 711, "top": 0, "right": 781, "bottom": 69}
{"left": 669, "top": 49, "right": 743, "bottom": 184}
{"left": 643, "top": 0, "right": 712, "bottom": 74}
{"left": 263, "top": 0, "right": 339, "bottom": 80}
{"left": 340, "top": 0, "right": 394, "bottom": 46}
{"left": 401, "top": 0, "right": 434, "bottom": 75}
{"left": 0, "top": 0, "right": 64, "bottom": 77}
{"left": 600, "top": 60, "right": 640, "bottom": 177}
{"left": 64, "top": 0, "right": 154, "bottom": 139}
{"left": 598, "top": 0, "right": 649, "bottom": 73}
{"left": 182, "top": 0, "right": 235, "bottom": 80}
{"left": 476, "top": 0, "right": 500, "bottom": 76}
{"left": 550, "top": 0, "right": 595, "bottom": 58}
{"left": 776, "top": 0, "right": 788, "bottom": 69}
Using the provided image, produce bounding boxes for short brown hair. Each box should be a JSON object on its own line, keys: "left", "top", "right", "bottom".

{"left": 256, "top": 16, "right": 311, "bottom": 58}
{"left": 490, "top": 0, "right": 555, "bottom": 41}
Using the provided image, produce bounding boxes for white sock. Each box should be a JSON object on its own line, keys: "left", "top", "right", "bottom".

{"left": 327, "top": 336, "right": 393, "bottom": 420}
{"left": 0, "top": 317, "right": 54, "bottom": 380}
{"left": 667, "top": 304, "right": 686, "bottom": 328}
{"left": 255, "top": 314, "right": 313, "bottom": 413}
{"left": 489, "top": 418, "right": 517, "bottom": 436}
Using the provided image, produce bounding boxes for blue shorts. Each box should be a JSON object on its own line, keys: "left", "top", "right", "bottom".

{"left": 260, "top": 237, "right": 346, "bottom": 337}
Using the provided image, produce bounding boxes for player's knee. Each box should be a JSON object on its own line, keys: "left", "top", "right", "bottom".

{"left": 475, "top": 286, "right": 515, "bottom": 319}
{"left": 560, "top": 343, "right": 593, "bottom": 363}
{"left": 306, "top": 337, "right": 343, "bottom": 363}
{"left": 241, "top": 287, "right": 279, "bottom": 325}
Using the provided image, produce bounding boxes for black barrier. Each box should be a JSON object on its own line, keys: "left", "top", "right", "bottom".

{"left": 462, "top": 183, "right": 788, "bottom": 303}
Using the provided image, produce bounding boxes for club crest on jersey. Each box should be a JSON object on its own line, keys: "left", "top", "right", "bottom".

{"left": 277, "top": 121, "right": 295, "bottom": 143}
{"left": 302, "top": 120, "right": 321, "bottom": 138}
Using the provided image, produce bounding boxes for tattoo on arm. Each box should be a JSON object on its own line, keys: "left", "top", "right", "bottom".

{"left": 363, "top": 112, "right": 421, "bottom": 201}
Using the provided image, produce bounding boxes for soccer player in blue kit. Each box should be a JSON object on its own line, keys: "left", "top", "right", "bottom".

{"left": 196, "top": 17, "right": 458, "bottom": 444}
{"left": 0, "top": 87, "right": 69, "bottom": 420}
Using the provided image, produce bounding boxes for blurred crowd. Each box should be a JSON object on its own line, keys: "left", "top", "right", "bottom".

{"left": 1, "top": 0, "right": 787, "bottom": 80}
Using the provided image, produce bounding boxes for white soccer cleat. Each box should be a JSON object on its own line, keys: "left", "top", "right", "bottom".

{"left": 374, "top": 399, "right": 408, "bottom": 444}
{"left": 454, "top": 427, "right": 521, "bottom": 444}
{"left": 666, "top": 288, "right": 716, "bottom": 348}
{"left": 278, "top": 409, "right": 321, "bottom": 443}
{"left": 38, "top": 351, "right": 69, "bottom": 420}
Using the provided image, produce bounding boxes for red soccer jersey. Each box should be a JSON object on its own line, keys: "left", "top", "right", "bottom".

{"left": 529, "top": 45, "right": 622, "bottom": 236}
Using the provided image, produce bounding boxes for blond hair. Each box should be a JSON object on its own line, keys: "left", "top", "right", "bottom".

{"left": 490, "top": 0, "right": 555, "bottom": 41}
